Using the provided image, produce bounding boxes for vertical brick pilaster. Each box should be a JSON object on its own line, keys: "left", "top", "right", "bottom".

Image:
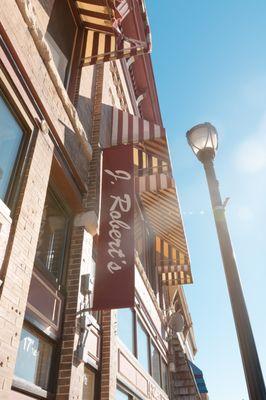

{"left": 0, "top": 130, "right": 54, "bottom": 399}
{"left": 100, "top": 309, "right": 117, "bottom": 400}
{"left": 84, "top": 64, "right": 104, "bottom": 214}
{"left": 56, "top": 226, "right": 94, "bottom": 400}
{"left": 56, "top": 226, "right": 84, "bottom": 400}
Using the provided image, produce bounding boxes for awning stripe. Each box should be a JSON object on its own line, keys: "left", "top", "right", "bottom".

{"left": 158, "top": 265, "right": 190, "bottom": 273}
{"left": 162, "top": 271, "right": 192, "bottom": 285}
{"left": 135, "top": 173, "right": 175, "bottom": 193}
{"left": 101, "top": 108, "right": 166, "bottom": 148}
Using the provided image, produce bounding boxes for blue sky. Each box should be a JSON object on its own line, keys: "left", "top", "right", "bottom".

{"left": 145, "top": 1, "right": 266, "bottom": 398}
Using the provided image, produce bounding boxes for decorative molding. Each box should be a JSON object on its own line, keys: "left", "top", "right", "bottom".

{"left": 136, "top": 91, "right": 146, "bottom": 106}
{"left": 74, "top": 211, "right": 98, "bottom": 236}
{"left": 40, "top": 119, "right": 49, "bottom": 135}
{"left": 15, "top": 0, "right": 92, "bottom": 160}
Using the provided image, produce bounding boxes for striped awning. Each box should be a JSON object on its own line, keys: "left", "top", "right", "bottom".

{"left": 141, "top": 188, "right": 188, "bottom": 255}
{"left": 160, "top": 266, "right": 192, "bottom": 286}
{"left": 74, "top": 0, "right": 152, "bottom": 66}
{"left": 101, "top": 107, "right": 165, "bottom": 148}
{"left": 99, "top": 106, "right": 193, "bottom": 285}
{"left": 155, "top": 236, "right": 192, "bottom": 285}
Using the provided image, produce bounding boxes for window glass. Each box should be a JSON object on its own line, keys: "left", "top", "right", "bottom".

{"left": 137, "top": 319, "right": 150, "bottom": 372}
{"left": 161, "top": 359, "right": 168, "bottom": 394}
{"left": 151, "top": 342, "right": 161, "bottom": 386}
{"left": 117, "top": 308, "right": 134, "bottom": 353}
{"left": 83, "top": 367, "right": 95, "bottom": 400}
{"left": 116, "top": 388, "right": 131, "bottom": 400}
{"left": 35, "top": 190, "right": 69, "bottom": 282}
{"left": 14, "top": 326, "right": 53, "bottom": 390}
{"left": 0, "top": 95, "right": 23, "bottom": 201}
{"left": 46, "top": 0, "right": 76, "bottom": 85}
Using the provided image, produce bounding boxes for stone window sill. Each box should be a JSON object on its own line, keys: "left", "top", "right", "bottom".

{"left": 12, "top": 376, "right": 54, "bottom": 399}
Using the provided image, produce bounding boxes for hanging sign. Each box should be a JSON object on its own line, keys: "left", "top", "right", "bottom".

{"left": 92, "top": 145, "right": 135, "bottom": 310}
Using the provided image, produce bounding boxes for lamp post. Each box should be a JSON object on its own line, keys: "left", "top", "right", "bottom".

{"left": 186, "top": 123, "right": 266, "bottom": 400}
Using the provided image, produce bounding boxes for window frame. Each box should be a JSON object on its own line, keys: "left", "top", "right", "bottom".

{"left": 150, "top": 339, "right": 162, "bottom": 387}
{"left": 34, "top": 185, "right": 72, "bottom": 290}
{"left": 117, "top": 307, "right": 169, "bottom": 394}
{"left": 136, "top": 316, "right": 151, "bottom": 374}
{"left": 83, "top": 365, "right": 98, "bottom": 400}
{"left": 116, "top": 385, "right": 135, "bottom": 400}
{"left": 45, "top": 0, "right": 81, "bottom": 93}
{"left": 117, "top": 307, "right": 136, "bottom": 355}
{"left": 0, "top": 73, "right": 32, "bottom": 213}
{"left": 161, "top": 357, "right": 169, "bottom": 395}
{"left": 12, "top": 321, "right": 58, "bottom": 397}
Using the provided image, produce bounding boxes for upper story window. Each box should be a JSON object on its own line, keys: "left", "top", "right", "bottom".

{"left": 137, "top": 319, "right": 150, "bottom": 373}
{"left": 0, "top": 94, "right": 24, "bottom": 205}
{"left": 35, "top": 189, "right": 70, "bottom": 285}
{"left": 117, "top": 308, "right": 169, "bottom": 394}
{"left": 117, "top": 308, "right": 134, "bottom": 354}
{"left": 161, "top": 359, "right": 169, "bottom": 394}
{"left": 116, "top": 388, "right": 133, "bottom": 400}
{"left": 45, "top": 0, "right": 77, "bottom": 87}
{"left": 151, "top": 341, "right": 161, "bottom": 386}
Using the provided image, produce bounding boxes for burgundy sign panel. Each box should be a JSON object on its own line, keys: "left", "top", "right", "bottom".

{"left": 93, "top": 145, "right": 135, "bottom": 310}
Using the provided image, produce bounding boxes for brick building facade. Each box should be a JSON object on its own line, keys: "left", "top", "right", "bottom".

{"left": 0, "top": 1, "right": 208, "bottom": 399}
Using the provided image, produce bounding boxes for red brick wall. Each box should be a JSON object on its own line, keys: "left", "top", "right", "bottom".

{"left": 84, "top": 64, "right": 104, "bottom": 214}
{"left": 100, "top": 310, "right": 117, "bottom": 400}
{"left": 56, "top": 226, "right": 85, "bottom": 400}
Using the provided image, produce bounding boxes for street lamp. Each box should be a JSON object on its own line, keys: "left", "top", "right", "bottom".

{"left": 186, "top": 123, "right": 266, "bottom": 400}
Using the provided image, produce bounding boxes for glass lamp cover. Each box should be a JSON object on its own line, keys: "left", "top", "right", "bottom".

{"left": 186, "top": 123, "right": 218, "bottom": 156}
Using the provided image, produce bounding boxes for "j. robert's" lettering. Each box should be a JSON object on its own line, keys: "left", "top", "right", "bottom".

{"left": 104, "top": 169, "right": 132, "bottom": 274}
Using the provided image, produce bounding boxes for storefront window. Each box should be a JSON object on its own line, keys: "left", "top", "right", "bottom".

{"left": 14, "top": 326, "right": 53, "bottom": 391}
{"left": 117, "top": 308, "right": 134, "bottom": 353}
{"left": 137, "top": 319, "right": 150, "bottom": 372}
{"left": 83, "top": 367, "right": 95, "bottom": 400}
{"left": 35, "top": 190, "right": 69, "bottom": 283}
{"left": 161, "top": 359, "right": 168, "bottom": 394}
{"left": 0, "top": 95, "right": 23, "bottom": 202}
{"left": 151, "top": 342, "right": 161, "bottom": 386}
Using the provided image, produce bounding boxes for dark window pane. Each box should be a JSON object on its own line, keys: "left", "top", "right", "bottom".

{"left": 151, "top": 342, "right": 161, "bottom": 386}
{"left": 137, "top": 319, "right": 150, "bottom": 372}
{"left": 35, "top": 191, "right": 68, "bottom": 282}
{"left": 117, "top": 308, "right": 134, "bottom": 353}
{"left": 161, "top": 359, "right": 168, "bottom": 393}
{"left": 83, "top": 368, "right": 95, "bottom": 400}
{"left": 46, "top": 0, "right": 76, "bottom": 85}
{"left": 0, "top": 95, "right": 23, "bottom": 201}
{"left": 14, "top": 326, "right": 53, "bottom": 390}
